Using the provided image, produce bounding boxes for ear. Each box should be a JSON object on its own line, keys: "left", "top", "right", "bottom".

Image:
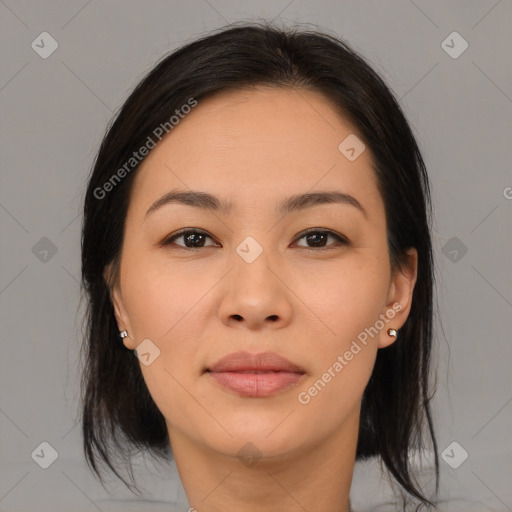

{"left": 378, "top": 248, "right": 418, "bottom": 349}
{"left": 103, "top": 263, "right": 137, "bottom": 350}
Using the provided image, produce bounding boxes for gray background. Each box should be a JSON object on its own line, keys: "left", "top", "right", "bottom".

{"left": 0, "top": 1, "right": 511, "bottom": 511}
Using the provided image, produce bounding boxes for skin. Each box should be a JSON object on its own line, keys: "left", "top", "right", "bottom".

{"left": 108, "top": 87, "right": 418, "bottom": 512}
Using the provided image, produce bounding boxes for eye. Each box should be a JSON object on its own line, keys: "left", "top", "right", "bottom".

{"left": 160, "top": 228, "right": 349, "bottom": 250}
{"left": 292, "top": 229, "right": 349, "bottom": 250}
{"left": 160, "top": 229, "right": 218, "bottom": 249}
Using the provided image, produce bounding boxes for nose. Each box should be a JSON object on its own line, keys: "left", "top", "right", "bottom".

{"left": 217, "top": 250, "right": 293, "bottom": 331}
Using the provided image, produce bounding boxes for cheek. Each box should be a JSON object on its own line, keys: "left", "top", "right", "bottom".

{"left": 291, "top": 256, "right": 388, "bottom": 406}
{"left": 291, "top": 265, "right": 387, "bottom": 416}
{"left": 121, "top": 252, "right": 210, "bottom": 340}
{"left": 120, "top": 255, "right": 211, "bottom": 425}
{"left": 120, "top": 252, "right": 217, "bottom": 401}
{"left": 301, "top": 256, "right": 389, "bottom": 344}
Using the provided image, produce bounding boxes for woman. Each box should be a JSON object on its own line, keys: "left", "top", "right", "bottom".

{"left": 80, "top": 21, "right": 439, "bottom": 511}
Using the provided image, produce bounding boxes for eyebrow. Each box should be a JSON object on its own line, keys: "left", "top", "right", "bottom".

{"left": 145, "top": 189, "right": 367, "bottom": 219}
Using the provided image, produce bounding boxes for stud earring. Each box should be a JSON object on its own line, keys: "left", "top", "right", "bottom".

{"left": 387, "top": 328, "right": 397, "bottom": 337}
{"left": 119, "top": 330, "right": 128, "bottom": 339}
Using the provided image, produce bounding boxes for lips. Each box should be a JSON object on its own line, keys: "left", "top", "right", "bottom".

{"left": 207, "top": 351, "right": 305, "bottom": 373}
{"left": 206, "top": 351, "right": 306, "bottom": 397}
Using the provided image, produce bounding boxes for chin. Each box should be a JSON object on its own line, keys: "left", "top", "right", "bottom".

{"left": 204, "top": 419, "right": 312, "bottom": 459}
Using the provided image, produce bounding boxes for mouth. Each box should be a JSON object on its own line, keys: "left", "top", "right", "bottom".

{"left": 205, "top": 351, "right": 306, "bottom": 397}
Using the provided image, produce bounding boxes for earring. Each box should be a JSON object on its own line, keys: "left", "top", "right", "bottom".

{"left": 387, "top": 328, "right": 397, "bottom": 337}
{"left": 119, "top": 330, "right": 128, "bottom": 339}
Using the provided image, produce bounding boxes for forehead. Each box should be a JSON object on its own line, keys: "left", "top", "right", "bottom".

{"left": 130, "top": 87, "right": 383, "bottom": 218}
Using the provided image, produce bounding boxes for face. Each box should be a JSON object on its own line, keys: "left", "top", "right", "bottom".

{"left": 109, "top": 87, "right": 417, "bottom": 462}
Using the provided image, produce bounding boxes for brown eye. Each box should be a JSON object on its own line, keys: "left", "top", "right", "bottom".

{"left": 162, "top": 229, "right": 218, "bottom": 249}
{"left": 293, "top": 229, "right": 348, "bottom": 249}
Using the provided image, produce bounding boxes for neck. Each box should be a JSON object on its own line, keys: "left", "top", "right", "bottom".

{"left": 168, "top": 409, "right": 359, "bottom": 512}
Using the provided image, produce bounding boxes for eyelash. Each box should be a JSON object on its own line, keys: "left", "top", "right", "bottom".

{"left": 160, "top": 228, "right": 349, "bottom": 251}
